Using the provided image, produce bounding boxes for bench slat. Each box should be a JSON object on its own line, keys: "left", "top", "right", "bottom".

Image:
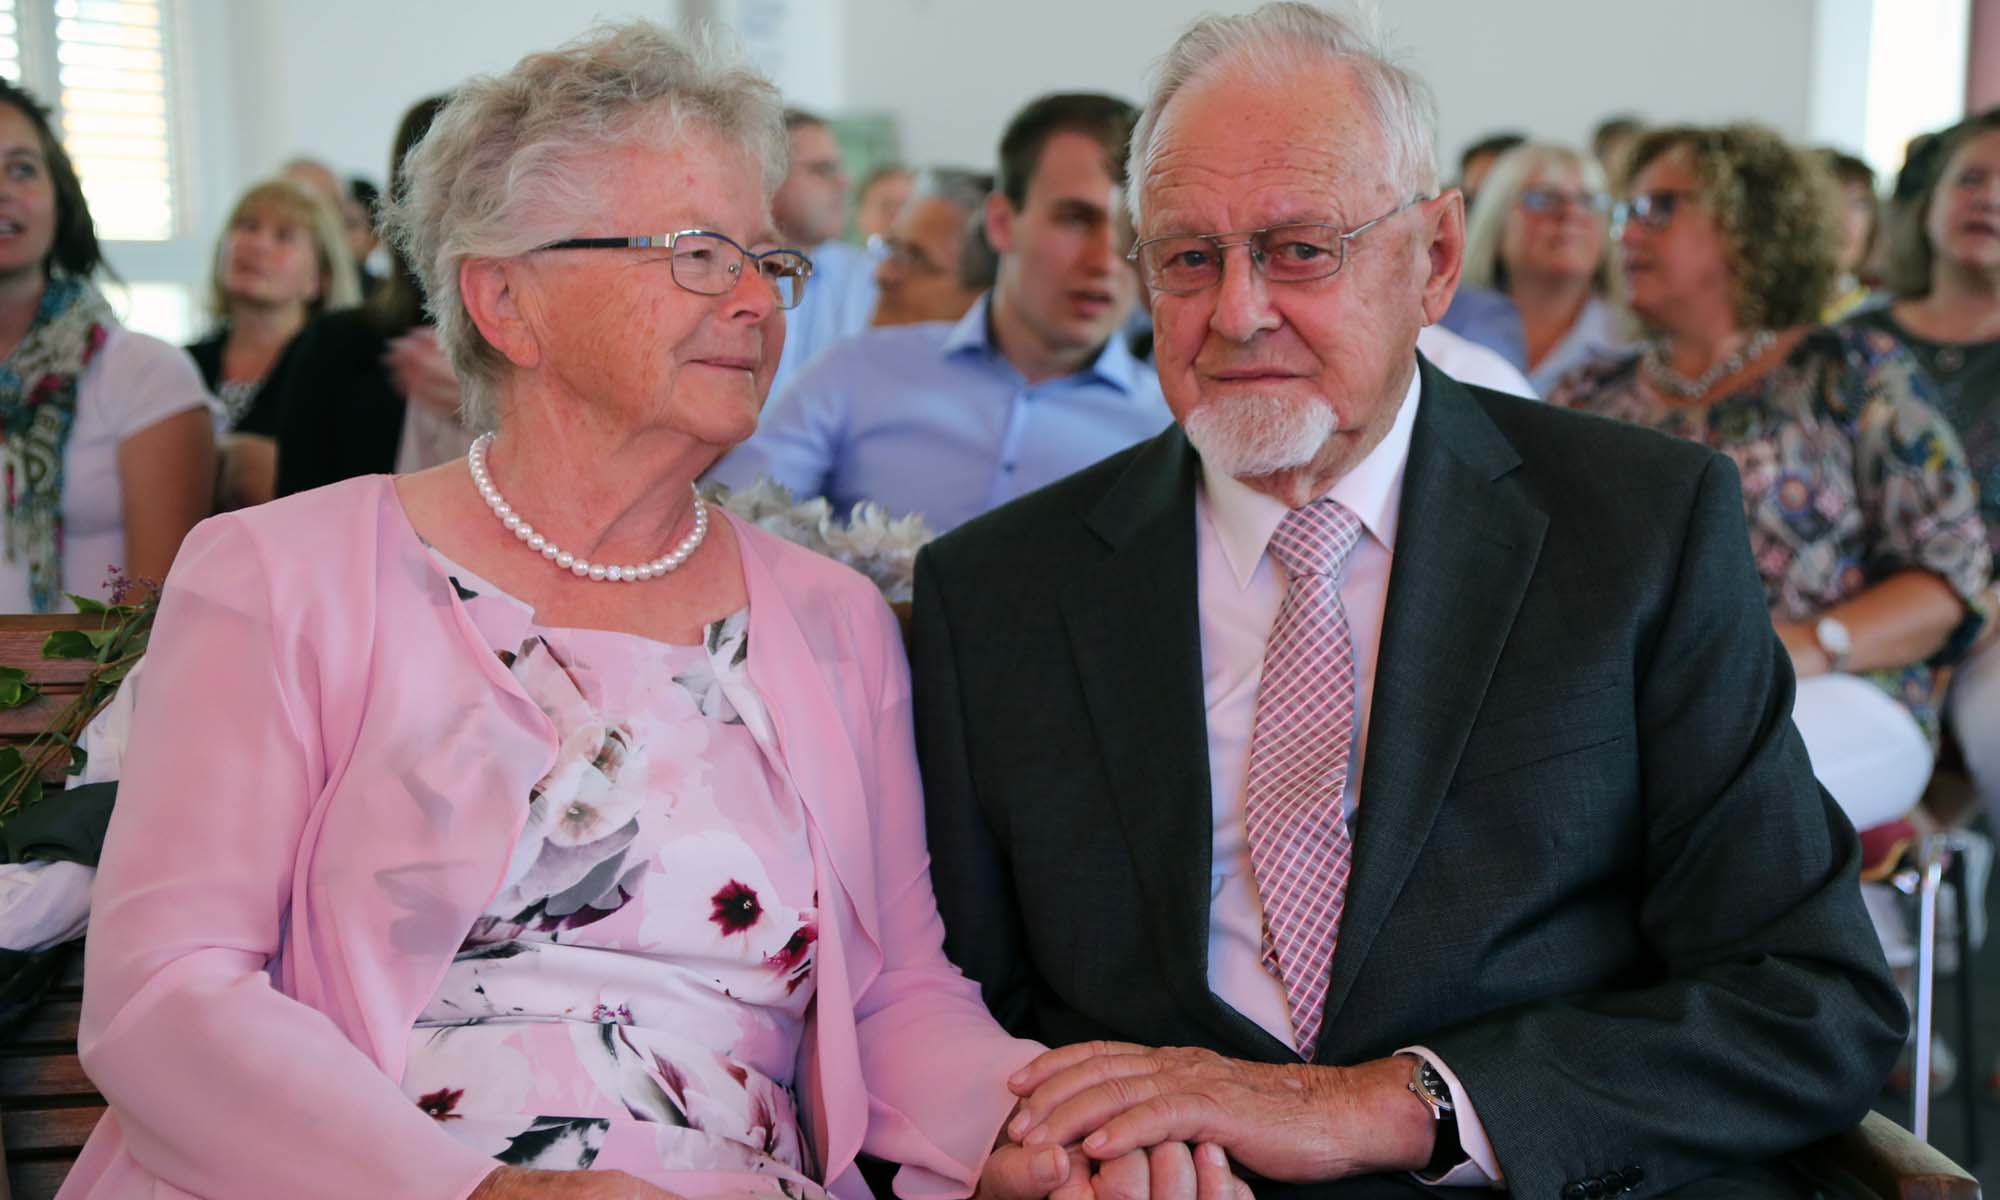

{"left": 2, "top": 1003, "right": 77, "bottom": 1049}
{"left": 0, "top": 1055, "right": 94, "bottom": 1100}
{"left": 0, "top": 1106, "right": 101, "bottom": 1154}
{"left": 9, "top": 1156, "right": 75, "bottom": 1200}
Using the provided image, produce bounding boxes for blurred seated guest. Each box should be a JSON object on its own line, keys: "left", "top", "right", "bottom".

{"left": 0, "top": 80, "right": 211, "bottom": 612}
{"left": 63, "top": 24, "right": 1115, "bottom": 1200}
{"left": 1823, "top": 150, "right": 1882, "bottom": 320}
{"left": 264, "top": 95, "right": 469, "bottom": 497}
{"left": 1433, "top": 281, "right": 1525, "bottom": 370}
{"left": 281, "top": 155, "right": 342, "bottom": 209}
{"left": 1551, "top": 123, "right": 1990, "bottom": 832}
{"left": 1416, "top": 323, "right": 1534, "bottom": 397}
{"left": 871, "top": 167, "right": 993, "bottom": 326}
{"left": 186, "top": 177, "right": 361, "bottom": 508}
{"left": 1849, "top": 110, "right": 2000, "bottom": 821}
{"left": 853, "top": 162, "right": 912, "bottom": 245}
{"left": 768, "top": 109, "right": 875, "bottom": 393}
{"left": 343, "top": 175, "right": 383, "bottom": 295}
{"left": 1592, "top": 113, "right": 1644, "bottom": 183}
{"left": 1461, "top": 142, "right": 1628, "bottom": 393}
{"left": 713, "top": 93, "right": 1170, "bottom": 534}
{"left": 1455, "top": 130, "right": 1523, "bottom": 212}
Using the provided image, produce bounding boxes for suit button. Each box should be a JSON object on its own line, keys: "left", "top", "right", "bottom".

{"left": 1563, "top": 1185, "right": 1588, "bottom": 1200}
{"left": 1621, "top": 1168, "right": 1645, "bottom": 1191}
{"left": 1585, "top": 1180, "right": 1605, "bottom": 1199}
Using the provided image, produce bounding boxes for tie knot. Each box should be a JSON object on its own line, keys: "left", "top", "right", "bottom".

{"left": 1267, "top": 499, "right": 1363, "bottom": 581}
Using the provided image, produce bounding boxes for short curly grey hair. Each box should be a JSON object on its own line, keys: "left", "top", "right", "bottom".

{"left": 382, "top": 20, "right": 786, "bottom": 432}
{"left": 1127, "top": 1, "right": 1439, "bottom": 229}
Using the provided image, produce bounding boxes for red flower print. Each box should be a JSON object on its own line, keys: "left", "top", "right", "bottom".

{"left": 764, "top": 921, "right": 817, "bottom": 973}
{"left": 416, "top": 1087, "right": 465, "bottom": 1121}
{"left": 710, "top": 880, "right": 762, "bottom": 935}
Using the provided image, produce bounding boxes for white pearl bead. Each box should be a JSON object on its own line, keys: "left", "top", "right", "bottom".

{"left": 556, "top": 551, "right": 574, "bottom": 569}
{"left": 573, "top": 561, "right": 592, "bottom": 577}
{"left": 527, "top": 533, "right": 546, "bottom": 551}
{"left": 514, "top": 524, "right": 532, "bottom": 541}
{"left": 541, "top": 543, "right": 559, "bottom": 559}
{"left": 503, "top": 514, "right": 522, "bottom": 531}
{"left": 606, "top": 566, "right": 623, "bottom": 582}
{"left": 635, "top": 564, "right": 654, "bottom": 580}
{"left": 495, "top": 503, "right": 513, "bottom": 519}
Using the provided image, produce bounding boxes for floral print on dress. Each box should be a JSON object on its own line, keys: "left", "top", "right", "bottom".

{"left": 401, "top": 552, "right": 826, "bottom": 1199}
{"left": 1550, "top": 324, "right": 1992, "bottom": 742}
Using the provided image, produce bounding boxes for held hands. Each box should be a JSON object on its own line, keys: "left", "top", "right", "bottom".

{"left": 976, "top": 1138, "right": 1252, "bottom": 1200}
{"left": 1000, "top": 1043, "right": 1436, "bottom": 1185}
{"left": 383, "top": 327, "right": 463, "bottom": 415}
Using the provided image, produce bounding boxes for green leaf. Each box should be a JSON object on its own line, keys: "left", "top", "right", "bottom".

{"left": 64, "top": 594, "right": 109, "bottom": 615}
{"left": 0, "top": 667, "right": 37, "bottom": 710}
{"left": 41, "top": 628, "right": 118, "bottom": 660}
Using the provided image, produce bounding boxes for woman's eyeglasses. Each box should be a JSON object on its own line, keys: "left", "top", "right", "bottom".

{"left": 536, "top": 229, "right": 814, "bottom": 310}
{"left": 1612, "top": 190, "right": 1696, "bottom": 233}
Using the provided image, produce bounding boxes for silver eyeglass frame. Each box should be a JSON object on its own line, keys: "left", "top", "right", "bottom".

{"left": 1125, "top": 194, "right": 1433, "bottom": 295}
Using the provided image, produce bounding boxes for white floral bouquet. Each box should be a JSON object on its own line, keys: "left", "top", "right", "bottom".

{"left": 707, "top": 479, "right": 934, "bottom": 605}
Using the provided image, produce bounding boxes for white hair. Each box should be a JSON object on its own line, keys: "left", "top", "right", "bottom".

{"left": 381, "top": 20, "right": 786, "bottom": 432}
{"left": 1460, "top": 142, "right": 1612, "bottom": 292}
{"left": 1126, "top": 1, "right": 1440, "bottom": 228}
{"left": 1182, "top": 394, "right": 1340, "bottom": 477}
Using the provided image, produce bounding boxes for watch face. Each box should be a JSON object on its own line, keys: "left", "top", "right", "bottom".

{"left": 1816, "top": 617, "right": 1852, "bottom": 656}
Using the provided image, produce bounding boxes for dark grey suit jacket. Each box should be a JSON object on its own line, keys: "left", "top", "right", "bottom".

{"left": 911, "top": 359, "right": 1905, "bottom": 1199}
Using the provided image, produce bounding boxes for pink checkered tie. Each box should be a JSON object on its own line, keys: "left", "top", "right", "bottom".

{"left": 1245, "top": 498, "right": 1364, "bottom": 1061}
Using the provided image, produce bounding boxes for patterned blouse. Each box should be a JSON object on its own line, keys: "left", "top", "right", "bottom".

{"left": 1548, "top": 324, "right": 1992, "bottom": 741}
{"left": 400, "top": 549, "right": 825, "bottom": 1200}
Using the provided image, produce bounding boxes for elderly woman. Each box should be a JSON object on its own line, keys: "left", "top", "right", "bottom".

{"left": 64, "top": 25, "right": 1227, "bottom": 1200}
{"left": 1461, "top": 143, "right": 1628, "bottom": 394}
{"left": 1550, "top": 124, "right": 1990, "bottom": 837}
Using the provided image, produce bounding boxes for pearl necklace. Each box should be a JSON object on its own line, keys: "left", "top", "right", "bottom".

{"left": 467, "top": 432, "right": 707, "bottom": 582}
{"left": 1642, "top": 330, "right": 1777, "bottom": 400}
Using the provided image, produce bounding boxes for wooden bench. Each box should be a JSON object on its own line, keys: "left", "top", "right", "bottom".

{"left": 0, "top": 613, "right": 113, "bottom": 1200}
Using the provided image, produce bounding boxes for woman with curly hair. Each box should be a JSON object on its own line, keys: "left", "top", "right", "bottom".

{"left": 1549, "top": 123, "right": 1990, "bottom": 835}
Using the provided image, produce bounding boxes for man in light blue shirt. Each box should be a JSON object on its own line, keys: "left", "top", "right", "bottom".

{"left": 770, "top": 109, "right": 878, "bottom": 396}
{"left": 714, "top": 93, "right": 1170, "bottom": 532}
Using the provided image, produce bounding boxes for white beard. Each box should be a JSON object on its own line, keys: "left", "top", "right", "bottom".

{"left": 1181, "top": 392, "right": 1339, "bottom": 479}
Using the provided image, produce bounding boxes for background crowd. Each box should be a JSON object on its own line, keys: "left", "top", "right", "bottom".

{"left": 0, "top": 0, "right": 1995, "bottom": 1143}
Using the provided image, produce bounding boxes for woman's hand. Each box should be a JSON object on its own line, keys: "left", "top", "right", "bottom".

{"left": 383, "top": 326, "right": 462, "bottom": 415}
{"left": 467, "top": 1166, "right": 684, "bottom": 1199}
{"left": 977, "top": 1137, "right": 1252, "bottom": 1200}
{"left": 1773, "top": 619, "right": 1830, "bottom": 679}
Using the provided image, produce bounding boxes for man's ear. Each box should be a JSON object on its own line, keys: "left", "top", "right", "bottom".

{"left": 459, "top": 257, "right": 542, "bottom": 370}
{"left": 1419, "top": 190, "right": 1465, "bottom": 326}
{"left": 984, "top": 191, "right": 1017, "bottom": 256}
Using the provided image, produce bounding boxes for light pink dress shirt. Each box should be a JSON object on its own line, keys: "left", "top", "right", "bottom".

{"left": 1193, "top": 366, "right": 1502, "bottom": 1186}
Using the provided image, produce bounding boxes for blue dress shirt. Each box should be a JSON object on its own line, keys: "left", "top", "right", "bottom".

{"left": 711, "top": 292, "right": 1172, "bottom": 532}
{"left": 1438, "top": 283, "right": 1528, "bottom": 372}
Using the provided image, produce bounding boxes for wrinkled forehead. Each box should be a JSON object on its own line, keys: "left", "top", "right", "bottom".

{"left": 1137, "top": 64, "right": 1397, "bottom": 233}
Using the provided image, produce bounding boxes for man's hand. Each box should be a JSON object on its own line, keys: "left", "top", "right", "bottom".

{"left": 1005, "top": 1043, "right": 1435, "bottom": 1183}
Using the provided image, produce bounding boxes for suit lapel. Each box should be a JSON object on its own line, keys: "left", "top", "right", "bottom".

{"left": 1059, "top": 429, "right": 1290, "bottom": 1057}
{"left": 1315, "top": 362, "right": 1549, "bottom": 1051}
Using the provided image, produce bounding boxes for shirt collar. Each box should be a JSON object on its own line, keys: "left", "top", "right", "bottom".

{"left": 1200, "top": 364, "right": 1422, "bottom": 591}
{"left": 940, "top": 290, "right": 1142, "bottom": 393}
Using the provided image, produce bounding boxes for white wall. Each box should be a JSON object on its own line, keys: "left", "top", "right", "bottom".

{"left": 840, "top": 0, "right": 1820, "bottom": 177}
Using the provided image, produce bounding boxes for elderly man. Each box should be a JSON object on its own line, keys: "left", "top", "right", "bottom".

{"left": 912, "top": 5, "right": 1903, "bottom": 1198}
{"left": 711, "top": 93, "right": 1170, "bottom": 533}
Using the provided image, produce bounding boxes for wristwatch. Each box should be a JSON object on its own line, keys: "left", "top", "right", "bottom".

{"left": 1814, "top": 615, "right": 1853, "bottom": 673}
{"left": 1407, "top": 1057, "right": 1455, "bottom": 1120}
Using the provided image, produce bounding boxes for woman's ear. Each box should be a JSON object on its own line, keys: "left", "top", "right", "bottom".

{"left": 459, "top": 257, "right": 542, "bottom": 370}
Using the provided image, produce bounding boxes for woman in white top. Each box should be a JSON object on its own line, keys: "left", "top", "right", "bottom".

{"left": 0, "top": 79, "right": 212, "bottom": 612}
{"left": 1462, "top": 143, "right": 1629, "bottom": 395}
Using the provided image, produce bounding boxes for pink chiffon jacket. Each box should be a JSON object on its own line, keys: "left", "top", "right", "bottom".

{"left": 58, "top": 475, "right": 1038, "bottom": 1200}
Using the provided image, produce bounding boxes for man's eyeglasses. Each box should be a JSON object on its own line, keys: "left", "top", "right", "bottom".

{"left": 536, "top": 229, "right": 814, "bottom": 310}
{"left": 1519, "top": 188, "right": 1612, "bottom": 216}
{"left": 1126, "top": 195, "right": 1431, "bottom": 295}
{"left": 1612, "top": 190, "right": 1696, "bottom": 234}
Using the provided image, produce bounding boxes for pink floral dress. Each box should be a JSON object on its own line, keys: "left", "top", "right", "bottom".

{"left": 399, "top": 552, "right": 824, "bottom": 1200}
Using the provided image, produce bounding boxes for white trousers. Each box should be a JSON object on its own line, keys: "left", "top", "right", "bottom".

{"left": 1793, "top": 673, "right": 1934, "bottom": 832}
{"left": 1951, "top": 637, "right": 2000, "bottom": 821}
